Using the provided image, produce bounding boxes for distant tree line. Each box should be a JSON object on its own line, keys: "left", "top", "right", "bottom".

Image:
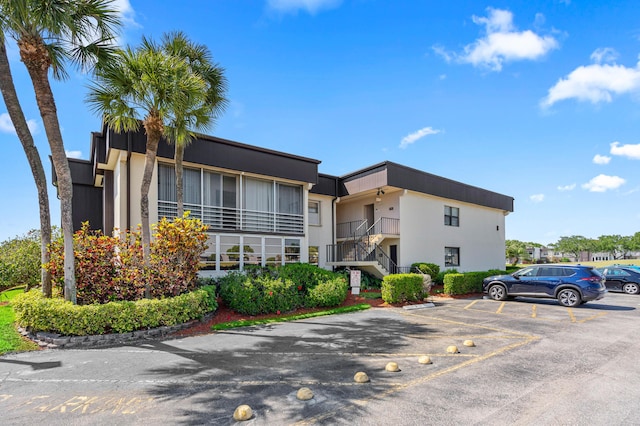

{"left": 506, "top": 232, "right": 640, "bottom": 265}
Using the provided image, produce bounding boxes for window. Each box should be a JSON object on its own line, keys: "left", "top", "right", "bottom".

{"left": 309, "top": 246, "right": 319, "bottom": 265}
{"left": 444, "top": 206, "right": 459, "bottom": 227}
{"left": 445, "top": 247, "right": 460, "bottom": 267}
{"left": 308, "top": 201, "right": 320, "bottom": 226}
{"left": 277, "top": 184, "right": 302, "bottom": 215}
{"left": 284, "top": 238, "right": 301, "bottom": 263}
{"left": 157, "top": 163, "right": 302, "bottom": 233}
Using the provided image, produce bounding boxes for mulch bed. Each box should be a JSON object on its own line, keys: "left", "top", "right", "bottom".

{"left": 172, "top": 287, "right": 482, "bottom": 338}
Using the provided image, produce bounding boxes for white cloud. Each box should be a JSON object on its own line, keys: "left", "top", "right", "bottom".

{"left": 267, "top": 0, "right": 341, "bottom": 15}
{"left": 65, "top": 150, "right": 83, "bottom": 159}
{"left": 592, "top": 154, "right": 611, "bottom": 164}
{"left": 399, "top": 127, "right": 441, "bottom": 149}
{"left": 610, "top": 141, "right": 640, "bottom": 159}
{"left": 112, "top": 0, "right": 139, "bottom": 29}
{"left": 557, "top": 183, "right": 576, "bottom": 191}
{"left": 451, "top": 8, "right": 559, "bottom": 71}
{"left": 0, "top": 113, "right": 38, "bottom": 135}
{"left": 529, "top": 193, "right": 545, "bottom": 203}
{"left": 582, "top": 174, "right": 625, "bottom": 192}
{"left": 541, "top": 53, "right": 640, "bottom": 108}
{"left": 590, "top": 47, "right": 619, "bottom": 64}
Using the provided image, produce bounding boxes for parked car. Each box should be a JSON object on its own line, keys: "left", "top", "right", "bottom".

{"left": 595, "top": 266, "right": 640, "bottom": 294}
{"left": 483, "top": 264, "right": 607, "bottom": 307}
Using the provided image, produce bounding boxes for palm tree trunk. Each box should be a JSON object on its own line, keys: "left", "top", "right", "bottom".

{"left": 0, "top": 42, "right": 52, "bottom": 296}
{"left": 175, "top": 143, "right": 185, "bottom": 217}
{"left": 140, "top": 128, "right": 162, "bottom": 299}
{"left": 21, "top": 53, "right": 76, "bottom": 303}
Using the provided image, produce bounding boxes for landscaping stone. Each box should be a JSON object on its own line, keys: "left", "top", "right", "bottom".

{"left": 354, "top": 371, "right": 370, "bottom": 383}
{"left": 296, "top": 387, "right": 314, "bottom": 401}
{"left": 233, "top": 404, "right": 253, "bottom": 421}
{"left": 418, "top": 355, "right": 432, "bottom": 364}
{"left": 385, "top": 362, "right": 400, "bottom": 372}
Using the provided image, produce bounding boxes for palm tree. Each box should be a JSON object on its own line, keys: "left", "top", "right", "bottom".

{"left": 159, "top": 31, "right": 228, "bottom": 217}
{"left": 0, "top": 35, "right": 52, "bottom": 296}
{"left": 86, "top": 37, "right": 210, "bottom": 298}
{"left": 0, "top": 0, "right": 121, "bottom": 303}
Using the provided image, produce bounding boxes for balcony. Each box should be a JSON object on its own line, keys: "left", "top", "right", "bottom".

{"left": 158, "top": 201, "right": 304, "bottom": 234}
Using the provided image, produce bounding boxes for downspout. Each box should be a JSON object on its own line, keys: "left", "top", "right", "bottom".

{"left": 330, "top": 176, "right": 338, "bottom": 271}
{"left": 126, "top": 131, "right": 132, "bottom": 231}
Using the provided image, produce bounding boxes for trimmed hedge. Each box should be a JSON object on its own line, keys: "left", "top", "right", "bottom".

{"left": 11, "top": 285, "right": 217, "bottom": 336}
{"left": 381, "top": 273, "right": 424, "bottom": 303}
{"left": 443, "top": 269, "right": 507, "bottom": 295}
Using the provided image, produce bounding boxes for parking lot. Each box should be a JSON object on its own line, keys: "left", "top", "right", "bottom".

{"left": 1, "top": 292, "right": 639, "bottom": 425}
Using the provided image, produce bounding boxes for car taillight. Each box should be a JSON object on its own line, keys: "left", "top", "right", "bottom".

{"left": 580, "top": 276, "right": 602, "bottom": 283}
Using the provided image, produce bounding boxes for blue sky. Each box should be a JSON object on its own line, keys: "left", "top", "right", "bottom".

{"left": 1, "top": 0, "right": 639, "bottom": 245}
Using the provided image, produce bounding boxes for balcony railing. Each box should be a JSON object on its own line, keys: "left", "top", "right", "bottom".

{"left": 326, "top": 241, "right": 412, "bottom": 275}
{"left": 336, "top": 217, "right": 399, "bottom": 239}
{"left": 159, "top": 200, "right": 303, "bottom": 234}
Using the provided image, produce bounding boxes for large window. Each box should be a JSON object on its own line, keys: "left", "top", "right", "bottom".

{"left": 308, "top": 201, "right": 320, "bottom": 226}
{"left": 158, "top": 163, "right": 303, "bottom": 233}
{"left": 445, "top": 247, "right": 460, "bottom": 267}
{"left": 445, "top": 206, "right": 459, "bottom": 227}
{"left": 284, "top": 238, "right": 301, "bottom": 263}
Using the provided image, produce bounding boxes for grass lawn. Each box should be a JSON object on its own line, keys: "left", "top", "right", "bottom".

{"left": 0, "top": 288, "right": 39, "bottom": 355}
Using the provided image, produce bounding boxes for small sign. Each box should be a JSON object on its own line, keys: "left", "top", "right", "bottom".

{"left": 350, "top": 270, "right": 361, "bottom": 295}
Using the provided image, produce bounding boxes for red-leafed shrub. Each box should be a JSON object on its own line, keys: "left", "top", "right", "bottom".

{"left": 45, "top": 214, "right": 208, "bottom": 305}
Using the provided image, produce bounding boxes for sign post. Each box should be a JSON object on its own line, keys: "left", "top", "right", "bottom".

{"left": 350, "top": 270, "right": 361, "bottom": 295}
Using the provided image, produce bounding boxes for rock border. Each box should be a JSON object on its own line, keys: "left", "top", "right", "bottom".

{"left": 18, "top": 311, "right": 216, "bottom": 349}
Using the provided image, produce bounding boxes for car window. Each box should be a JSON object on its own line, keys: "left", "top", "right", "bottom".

{"left": 561, "top": 268, "right": 577, "bottom": 277}
{"left": 614, "top": 269, "right": 631, "bottom": 277}
{"left": 517, "top": 267, "right": 537, "bottom": 277}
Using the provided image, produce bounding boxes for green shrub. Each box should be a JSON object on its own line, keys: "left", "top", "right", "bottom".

{"left": 11, "top": 286, "right": 217, "bottom": 336}
{"left": 443, "top": 273, "right": 465, "bottom": 295}
{"left": 218, "top": 266, "right": 348, "bottom": 314}
{"left": 305, "top": 277, "right": 349, "bottom": 307}
{"left": 381, "top": 274, "right": 424, "bottom": 303}
{"left": 0, "top": 230, "right": 43, "bottom": 291}
{"left": 411, "top": 262, "right": 440, "bottom": 278}
{"left": 435, "top": 268, "right": 459, "bottom": 285}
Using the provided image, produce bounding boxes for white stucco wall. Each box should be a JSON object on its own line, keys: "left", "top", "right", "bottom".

{"left": 308, "top": 194, "right": 335, "bottom": 270}
{"left": 336, "top": 191, "right": 400, "bottom": 224}
{"left": 399, "top": 191, "right": 506, "bottom": 272}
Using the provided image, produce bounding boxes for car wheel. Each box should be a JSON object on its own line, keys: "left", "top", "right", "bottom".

{"left": 622, "top": 282, "right": 640, "bottom": 295}
{"left": 557, "top": 288, "right": 581, "bottom": 307}
{"left": 488, "top": 284, "right": 508, "bottom": 301}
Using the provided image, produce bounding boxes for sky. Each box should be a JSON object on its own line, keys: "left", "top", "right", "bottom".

{"left": 1, "top": 0, "right": 639, "bottom": 246}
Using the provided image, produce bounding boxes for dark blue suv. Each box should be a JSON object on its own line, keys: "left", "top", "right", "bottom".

{"left": 483, "top": 264, "right": 607, "bottom": 307}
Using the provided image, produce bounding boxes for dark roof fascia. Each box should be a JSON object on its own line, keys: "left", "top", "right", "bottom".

{"left": 67, "top": 157, "right": 96, "bottom": 186}
{"left": 101, "top": 126, "right": 320, "bottom": 184}
{"left": 335, "top": 161, "right": 514, "bottom": 212}
{"left": 310, "top": 173, "right": 339, "bottom": 196}
{"left": 385, "top": 161, "right": 514, "bottom": 212}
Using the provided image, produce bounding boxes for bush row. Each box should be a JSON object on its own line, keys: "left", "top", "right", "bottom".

{"left": 381, "top": 274, "right": 424, "bottom": 303}
{"left": 410, "top": 262, "right": 440, "bottom": 279}
{"left": 443, "top": 269, "right": 507, "bottom": 295}
{"left": 11, "top": 285, "right": 217, "bottom": 336}
{"left": 217, "top": 264, "right": 349, "bottom": 315}
{"left": 46, "top": 214, "right": 208, "bottom": 304}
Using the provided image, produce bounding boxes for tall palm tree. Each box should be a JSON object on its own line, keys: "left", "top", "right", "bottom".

{"left": 160, "top": 31, "right": 228, "bottom": 217}
{"left": 0, "top": 0, "right": 121, "bottom": 304}
{"left": 0, "top": 35, "right": 52, "bottom": 296}
{"left": 86, "top": 37, "right": 210, "bottom": 298}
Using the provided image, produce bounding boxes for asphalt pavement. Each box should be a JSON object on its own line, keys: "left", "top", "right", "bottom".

{"left": 1, "top": 292, "right": 640, "bottom": 425}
